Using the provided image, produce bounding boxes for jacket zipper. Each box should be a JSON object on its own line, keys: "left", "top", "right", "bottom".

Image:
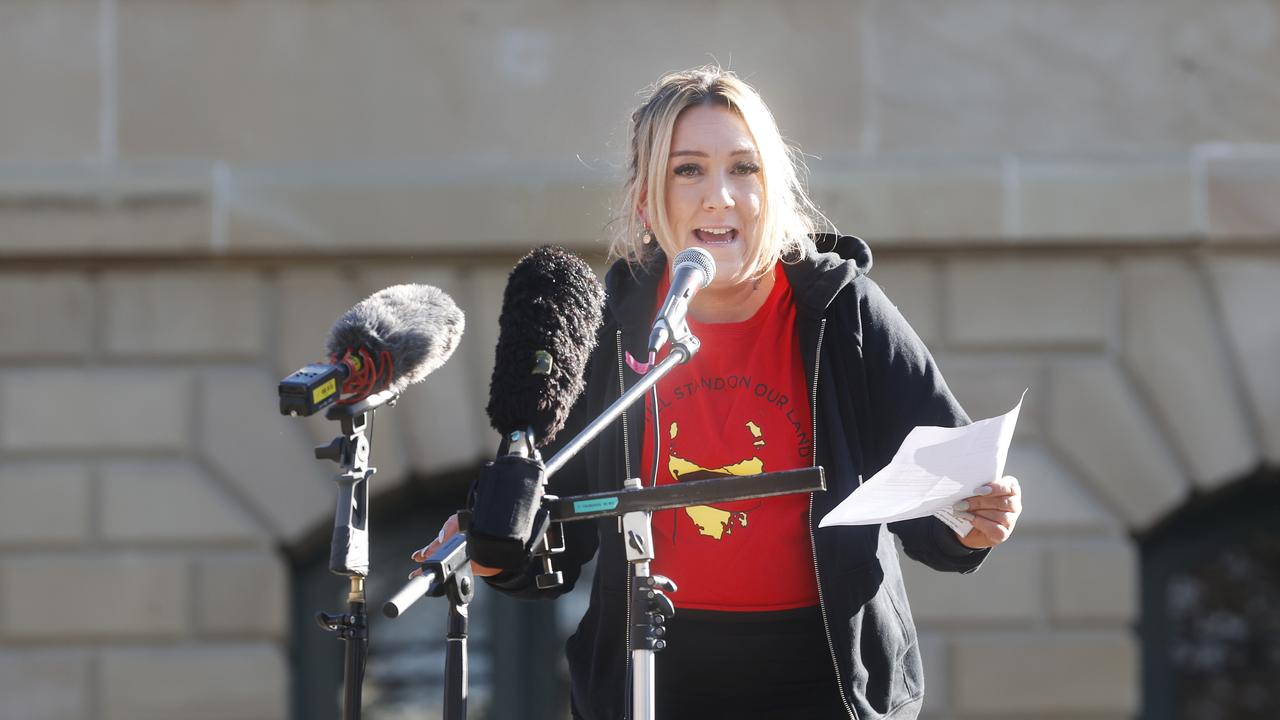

{"left": 616, "top": 330, "right": 635, "bottom": 718}
{"left": 807, "top": 319, "right": 857, "bottom": 720}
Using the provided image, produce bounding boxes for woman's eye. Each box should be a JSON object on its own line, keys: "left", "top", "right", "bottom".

{"left": 734, "top": 162, "right": 761, "bottom": 175}
{"left": 673, "top": 164, "right": 701, "bottom": 177}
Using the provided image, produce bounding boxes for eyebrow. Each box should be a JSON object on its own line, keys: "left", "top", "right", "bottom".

{"left": 669, "top": 148, "right": 758, "bottom": 159}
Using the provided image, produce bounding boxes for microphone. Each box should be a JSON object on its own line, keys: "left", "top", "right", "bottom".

{"left": 647, "top": 247, "right": 716, "bottom": 355}
{"left": 277, "top": 284, "right": 465, "bottom": 416}
{"left": 468, "top": 245, "right": 604, "bottom": 570}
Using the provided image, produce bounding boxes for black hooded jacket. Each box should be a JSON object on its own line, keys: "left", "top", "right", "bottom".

{"left": 489, "top": 235, "right": 989, "bottom": 720}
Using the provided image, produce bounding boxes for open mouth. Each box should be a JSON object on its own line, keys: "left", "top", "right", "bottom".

{"left": 694, "top": 227, "right": 737, "bottom": 244}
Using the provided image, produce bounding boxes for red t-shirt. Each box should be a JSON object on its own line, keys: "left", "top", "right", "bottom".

{"left": 641, "top": 264, "right": 818, "bottom": 612}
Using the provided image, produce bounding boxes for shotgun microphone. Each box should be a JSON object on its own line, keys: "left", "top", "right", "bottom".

{"left": 468, "top": 246, "right": 604, "bottom": 570}
{"left": 278, "top": 284, "right": 465, "bottom": 416}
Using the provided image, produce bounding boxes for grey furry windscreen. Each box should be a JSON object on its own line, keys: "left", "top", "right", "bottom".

{"left": 326, "top": 283, "right": 465, "bottom": 394}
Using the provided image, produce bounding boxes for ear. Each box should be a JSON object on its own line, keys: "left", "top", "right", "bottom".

{"left": 636, "top": 190, "right": 650, "bottom": 227}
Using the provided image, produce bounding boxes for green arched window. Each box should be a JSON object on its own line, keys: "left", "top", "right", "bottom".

{"left": 1141, "top": 470, "right": 1280, "bottom": 719}
{"left": 290, "top": 471, "right": 584, "bottom": 720}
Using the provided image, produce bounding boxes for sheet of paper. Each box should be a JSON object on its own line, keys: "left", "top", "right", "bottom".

{"left": 818, "top": 390, "right": 1026, "bottom": 536}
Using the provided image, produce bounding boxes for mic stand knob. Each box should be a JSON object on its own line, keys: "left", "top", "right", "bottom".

{"left": 632, "top": 574, "right": 677, "bottom": 652}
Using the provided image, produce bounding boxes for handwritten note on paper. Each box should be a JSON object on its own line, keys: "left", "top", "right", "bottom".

{"left": 818, "top": 391, "right": 1026, "bottom": 536}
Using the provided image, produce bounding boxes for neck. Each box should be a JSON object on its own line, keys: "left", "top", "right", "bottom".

{"left": 687, "top": 266, "right": 776, "bottom": 324}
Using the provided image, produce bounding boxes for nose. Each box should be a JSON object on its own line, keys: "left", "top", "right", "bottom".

{"left": 703, "top": 173, "right": 736, "bottom": 211}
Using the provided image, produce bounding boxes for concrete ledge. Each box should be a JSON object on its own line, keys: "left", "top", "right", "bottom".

{"left": 1201, "top": 150, "right": 1280, "bottom": 238}
{"left": 1017, "top": 156, "right": 1196, "bottom": 237}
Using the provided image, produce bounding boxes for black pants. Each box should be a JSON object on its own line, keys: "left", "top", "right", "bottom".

{"left": 653, "top": 608, "right": 849, "bottom": 720}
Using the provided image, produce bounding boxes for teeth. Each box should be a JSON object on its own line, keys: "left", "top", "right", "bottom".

{"left": 699, "top": 228, "right": 732, "bottom": 235}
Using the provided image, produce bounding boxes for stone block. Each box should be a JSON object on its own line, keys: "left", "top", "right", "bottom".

{"left": 101, "top": 645, "right": 286, "bottom": 720}
{"left": 103, "top": 271, "right": 264, "bottom": 358}
{"left": 226, "top": 177, "right": 617, "bottom": 254}
{"left": 0, "top": 369, "right": 188, "bottom": 452}
{"left": 946, "top": 258, "right": 1114, "bottom": 348}
{"left": 1122, "top": 258, "right": 1258, "bottom": 488}
{"left": 810, "top": 160, "right": 1004, "bottom": 241}
{"left": 100, "top": 461, "right": 264, "bottom": 543}
{"left": 0, "top": 273, "right": 94, "bottom": 358}
{"left": 901, "top": 539, "right": 1042, "bottom": 625}
{"left": 867, "top": 258, "right": 939, "bottom": 343}
{"left": 1047, "top": 537, "right": 1137, "bottom": 623}
{"left": 194, "top": 552, "right": 287, "bottom": 638}
{"left": 1003, "top": 443, "right": 1119, "bottom": 532}
{"left": 875, "top": 1, "right": 1280, "bottom": 154}
{"left": 118, "top": 1, "right": 867, "bottom": 164}
{"left": 0, "top": 167, "right": 213, "bottom": 255}
{"left": 1203, "top": 151, "right": 1280, "bottom": 237}
{"left": 0, "top": 2, "right": 99, "bottom": 161}
{"left": 1, "top": 554, "right": 187, "bottom": 639}
{"left": 0, "top": 649, "right": 91, "bottom": 720}
{"left": 1017, "top": 157, "right": 1196, "bottom": 238}
{"left": 197, "top": 367, "right": 332, "bottom": 542}
{"left": 1047, "top": 361, "right": 1188, "bottom": 530}
{"left": 1210, "top": 257, "right": 1280, "bottom": 463}
{"left": 359, "top": 266, "right": 489, "bottom": 476}
{"left": 0, "top": 462, "right": 90, "bottom": 545}
{"left": 951, "top": 631, "right": 1138, "bottom": 714}
{"left": 932, "top": 356, "right": 1039, "bottom": 439}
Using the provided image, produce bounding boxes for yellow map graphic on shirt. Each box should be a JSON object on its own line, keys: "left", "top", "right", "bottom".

{"left": 667, "top": 421, "right": 765, "bottom": 540}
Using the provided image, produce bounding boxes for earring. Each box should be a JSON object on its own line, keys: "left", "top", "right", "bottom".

{"left": 640, "top": 226, "right": 654, "bottom": 245}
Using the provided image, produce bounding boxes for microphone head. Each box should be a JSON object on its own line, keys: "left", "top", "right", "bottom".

{"left": 487, "top": 246, "right": 605, "bottom": 446}
{"left": 326, "top": 284, "right": 465, "bottom": 395}
{"left": 672, "top": 247, "right": 716, "bottom": 287}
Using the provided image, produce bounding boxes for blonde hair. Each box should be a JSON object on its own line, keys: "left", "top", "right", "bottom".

{"left": 611, "top": 66, "right": 826, "bottom": 280}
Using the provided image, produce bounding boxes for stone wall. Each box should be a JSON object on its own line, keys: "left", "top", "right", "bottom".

{"left": 2, "top": 1, "right": 1279, "bottom": 718}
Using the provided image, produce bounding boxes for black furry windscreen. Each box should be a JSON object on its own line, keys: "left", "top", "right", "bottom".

{"left": 487, "top": 246, "right": 605, "bottom": 446}
{"left": 326, "top": 284, "right": 465, "bottom": 394}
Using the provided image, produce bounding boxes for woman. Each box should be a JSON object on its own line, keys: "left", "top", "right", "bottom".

{"left": 415, "top": 66, "right": 1022, "bottom": 720}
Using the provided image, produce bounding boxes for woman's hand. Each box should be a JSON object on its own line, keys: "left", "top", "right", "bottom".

{"left": 954, "top": 475, "right": 1022, "bottom": 550}
{"left": 409, "top": 513, "right": 504, "bottom": 578}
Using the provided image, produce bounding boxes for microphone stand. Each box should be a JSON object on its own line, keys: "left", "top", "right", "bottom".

{"left": 381, "top": 532, "right": 474, "bottom": 720}
{"left": 313, "top": 388, "right": 399, "bottom": 720}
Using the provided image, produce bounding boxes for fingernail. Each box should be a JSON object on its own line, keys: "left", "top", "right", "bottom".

{"left": 953, "top": 500, "right": 970, "bottom": 512}
{"left": 976, "top": 486, "right": 994, "bottom": 496}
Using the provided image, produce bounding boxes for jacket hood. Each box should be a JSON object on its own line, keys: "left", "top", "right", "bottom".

{"left": 603, "top": 233, "right": 873, "bottom": 329}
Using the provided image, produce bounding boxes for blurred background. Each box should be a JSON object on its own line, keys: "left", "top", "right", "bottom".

{"left": 1, "top": 1, "right": 1278, "bottom": 719}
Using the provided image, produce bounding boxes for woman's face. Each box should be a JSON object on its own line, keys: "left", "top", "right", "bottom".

{"left": 659, "top": 103, "right": 764, "bottom": 287}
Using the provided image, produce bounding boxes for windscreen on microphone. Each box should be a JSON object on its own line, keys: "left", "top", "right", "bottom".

{"left": 326, "top": 283, "right": 466, "bottom": 397}
{"left": 486, "top": 246, "right": 605, "bottom": 447}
